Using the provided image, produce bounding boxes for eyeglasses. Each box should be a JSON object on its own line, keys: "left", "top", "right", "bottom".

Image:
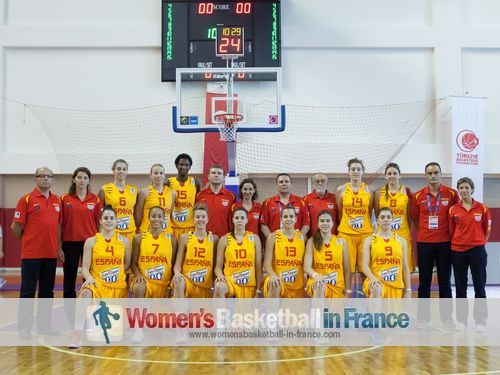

{"left": 36, "top": 174, "right": 53, "bottom": 179}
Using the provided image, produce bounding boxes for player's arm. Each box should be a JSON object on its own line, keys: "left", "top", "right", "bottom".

{"left": 410, "top": 193, "right": 419, "bottom": 229}
{"left": 335, "top": 185, "right": 345, "bottom": 224}
{"left": 368, "top": 185, "right": 375, "bottom": 220}
{"left": 194, "top": 178, "right": 201, "bottom": 194}
{"left": 259, "top": 200, "right": 272, "bottom": 240}
{"left": 98, "top": 187, "right": 105, "bottom": 205}
{"left": 134, "top": 188, "right": 148, "bottom": 230}
{"left": 254, "top": 236, "right": 263, "bottom": 296}
{"left": 81, "top": 237, "right": 96, "bottom": 286}
{"left": 169, "top": 189, "right": 176, "bottom": 225}
{"left": 214, "top": 235, "right": 228, "bottom": 280}
{"left": 374, "top": 188, "right": 381, "bottom": 215}
{"left": 448, "top": 206, "right": 456, "bottom": 239}
{"left": 304, "top": 238, "right": 317, "bottom": 279}
{"left": 400, "top": 237, "right": 411, "bottom": 298}
{"left": 173, "top": 233, "right": 188, "bottom": 278}
{"left": 341, "top": 238, "right": 352, "bottom": 297}
{"left": 263, "top": 232, "right": 280, "bottom": 289}
{"left": 484, "top": 206, "right": 492, "bottom": 242}
{"left": 299, "top": 201, "right": 310, "bottom": 239}
{"left": 123, "top": 237, "right": 132, "bottom": 272}
{"left": 11, "top": 222, "right": 23, "bottom": 240}
{"left": 131, "top": 234, "right": 144, "bottom": 280}
{"left": 361, "top": 236, "right": 378, "bottom": 286}
{"left": 171, "top": 235, "right": 178, "bottom": 267}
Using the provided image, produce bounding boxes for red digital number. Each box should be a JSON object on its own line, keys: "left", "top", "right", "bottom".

{"left": 198, "top": 3, "right": 214, "bottom": 14}
{"left": 119, "top": 197, "right": 127, "bottom": 206}
{"left": 325, "top": 250, "right": 333, "bottom": 262}
{"left": 385, "top": 246, "right": 393, "bottom": 256}
{"left": 236, "top": 3, "right": 251, "bottom": 14}
{"left": 235, "top": 248, "right": 247, "bottom": 259}
{"left": 231, "top": 38, "right": 241, "bottom": 52}
{"left": 219, "top": 37, "right": 230, "bottom": 53}
{"left": 237, "top": 72, "right": 245, "bottom": 79}
{"left": 176, "top": 190, "right": 187, "bottom": 200}
{"left": 152, "top": 244, "right": 160, "bottom": 254}
{"left": 390, "top": 199, "right": 397, "bottom": 208}
{"left": 105, "top": 246, "right": 115, "bottom": 257}
{"left": 158, "top": 197, "right": 166, "bottom": 206}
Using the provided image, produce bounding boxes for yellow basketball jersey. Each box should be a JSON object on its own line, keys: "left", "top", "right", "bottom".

{"left": 168, "top": 177, "right": 197, "bottom": 229}
{"left": 338, "top": 182, "right": 373, "bottom": 235}
{"left": 103, "top": 182, "right": 138, "bottom": 232}
{"left": 369, "top": 234, "right": 404, "bottom": 289}
{"left": 139, "top": 185, "right": 174, "bottom": 233}
{"left": 312, "top": 237, "right": 345, "bottom": 289}
{"left": 273, "top": 230, "right": 305, "bottom": 290}
{"left": 90, "top": 232, "right": 127, "bottom": 289}
{"left": 224, "top": 231, "right": 256, "bottom": 287}
{"left": 378, "top": 185, "right": 411, "bottom": 239}
{"left": 138, "top": 230, "right": 174, "bottom": 286}
{"left": 182, "top": 232, "right": 215, "bottom": 289}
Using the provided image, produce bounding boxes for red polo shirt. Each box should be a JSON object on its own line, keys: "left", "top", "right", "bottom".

{"left": 411, "top": 184, "right": 458, "bottom": 243}
{"left": 231, "top": 201, "right": 263, "bottom": 235}
{"left": 449, "top": 200, "right": 491, "bottom": 251}
{"left": 196, "top": 186, "right": 236, "bottom": 238}
{"left": 13, "top": 188, "right": 62, "bottom": 259}
{"left": 61, "top": 192, "right": 102, "bottom": 242}
{"left": 260, "top": 194, "right": 310, "bottom": 233}
{"left": 303, "top": 190, "right": 339, "bottom": 236}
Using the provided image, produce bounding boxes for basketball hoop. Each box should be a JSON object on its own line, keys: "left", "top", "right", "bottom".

{"left": 214, "top": 113, "right": 243, "bottom": 142}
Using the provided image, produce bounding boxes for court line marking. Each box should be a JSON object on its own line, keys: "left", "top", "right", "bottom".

{"left": 442, "top": 371, "right": 500, "bottom": 375}
{"left": 43, "top": 342, "right": 382, "bottom": 365}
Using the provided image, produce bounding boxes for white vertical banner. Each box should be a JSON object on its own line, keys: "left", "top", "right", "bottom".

{"left": 451, "top": 96, "right": 485, "bottom": 201}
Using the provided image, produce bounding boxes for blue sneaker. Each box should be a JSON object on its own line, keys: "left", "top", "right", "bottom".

{"left": 0, "top": 278, "right": 6, "bottom": 289}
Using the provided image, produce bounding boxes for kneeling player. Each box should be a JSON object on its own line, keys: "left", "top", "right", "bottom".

{"left": 362, "top": 207, "right": 411, "bottom": 298}
{"left": 213, "top": 207, "right": 263, "bottom": 298}
{"left": 131, "top": 206, "right": 177, "bottom": 298}
{"left": 263, "top": 206, "right": 306, "bottom": 298}
{"left": 304, "top": 211, "right": 351, "bottom": 298}
{"left": 172, "top": 204, "right": 218, "bottom": 298}
{"left": 79, "top": 205, "right": 131, "bottom": 298}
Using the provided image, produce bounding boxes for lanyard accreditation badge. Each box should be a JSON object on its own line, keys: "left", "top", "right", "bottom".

{"left": 427, "top": 192, "right": 441, "bottom": 230}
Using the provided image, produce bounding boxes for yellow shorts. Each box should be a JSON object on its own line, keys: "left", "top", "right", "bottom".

{"left": 80, "top": 283, "right": 128, "bottom": 298}
{"left": 132, "top": 278, "right": 169, "bottom": 298}
{"left": 171, "top": 227, "right": 194, "bottom": 240}
{"left": 339, "top": 233, "right": 370, "bottom": 273}
{"left": 225, "top": 277, "right": 256, "bottom": 298}
{"left": 362, "top": 279, "right": 403, "bottom": 298}
{"left": 263, "top": 276, "right": 305, "bottom": 298}
{"left": 184, "top": 277, "right": 212, "bottom": 298}
{"left": 117, "top": 230, "right": 135, "bottom": 245}
{"left": 306, "top": 278, "right": 344, "bottom": 298}
{"left": 402, "top": 236, "right": 415, "bottom": 273}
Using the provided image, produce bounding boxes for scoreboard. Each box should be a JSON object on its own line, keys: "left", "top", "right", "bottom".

{"left": 161, "top": 0, "right": 281, "bottom": 81}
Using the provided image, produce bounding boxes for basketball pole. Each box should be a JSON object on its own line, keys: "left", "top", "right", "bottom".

{"left": 225, "top": 57, "right": 239, "bottom": 197}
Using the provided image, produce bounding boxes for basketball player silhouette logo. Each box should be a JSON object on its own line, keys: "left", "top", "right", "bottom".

{"left": 456, "top": 130, "right": 479, "bottom": 153}
{"left": 93, "top": 301, "right": 120, "bottom": 344}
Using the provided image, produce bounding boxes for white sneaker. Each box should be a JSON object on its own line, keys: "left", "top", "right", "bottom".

{"left": 67, "top": 330, "right": 82, "bottom": 349}
{"left": 444, "top": 319, "right": 456, "bottom": 331}
{"left": 131, "top": 329, "right": 144, "bottom": 344}
{"left": 476, "top": 324, "right": 486, "bottom": 333}
{"left": 455, "top": 322, "right": 466, "bottom": 331}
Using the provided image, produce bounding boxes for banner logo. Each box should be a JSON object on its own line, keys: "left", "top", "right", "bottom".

{"left": 87, "top": 301, "right": 123, "bottom": 344}
{"left": 456, "top": 130, "right": 479, "bottom": 153}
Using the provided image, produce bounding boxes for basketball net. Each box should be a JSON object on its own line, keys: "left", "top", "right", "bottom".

{"left": 214, "top": 113, "right": 243, "bottom": 142}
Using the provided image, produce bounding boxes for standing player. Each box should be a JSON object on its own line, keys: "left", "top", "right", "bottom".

{"left": 172, "top": 204, "right": 218, "bottom": 298}
{"left": 60, "top": 167, "right": 101, "bottom": 298}
{"left": 231, "top": 178, "right": 262, "bottom": 236}
{"left": 263, "top": 206, "right": 306, "bottom": 298}
{"left": 374, "top": 163, "right": 414, "bottom": 272}
{"left": 196, "top": 164, "right": 236, "bottom": 238}
{"left": 304, "top": 211, "right": 351, "bottom": 298}
{"left": 98, "top": 159, "right": 138, "bottom": 245}
{"left": 214, "top": 207, "right": 263, "bottom": 298}
{"left": 336, "top": 158, "right": 374, "bottom": 275}
{"left": 362, "top": 208, "right": 411, "bottom": 298}
{"left": 167, "top": 154, "right": 201, "bottom": 239}
{"left": 135, "top": 163, "right": 175, "bottom": 233}
{"left": 131, "top": 206, "right": 177, "bottom": 298}
{"left": 303, "top": 173, "right": 338, "bottom": 237}
{"left": 449, "top": 177, "right": 491, "bottom": 330}
{"left": 79, "top": 205, "right": 131, "bottom": 298}
{"left": 260, "top": 173, "right": 310, "bottom": 241}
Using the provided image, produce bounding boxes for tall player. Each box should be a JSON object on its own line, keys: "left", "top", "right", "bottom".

{"left": 135, "top": 164, "right": 175, "bottom": 233}
{"left": 98, "top": 159, "right": 138, "bottom": 245}
{"left": 79, "top": 205, "right": 131, "bottom": 298}
{"left": 374, "top": 163, "right": 414, "bottom": 272}
{"left": 214, "top": 207, "right": 263, "bottom": 298}
{"left": 336, "top": 158, "right": 374, "bottom": 275}
{"left": 263, "top": 206, "right": 306, "bottom": 298}
{"left": 131, "top": 206, "right": 177, "bottom": 298}
{"left": 167, "top": 154, "right": 201, "bottom": 239}
{"left": 361, "top": 207, "right": 411, "bottom": 298}
{"left": 304, "top": 211, "right": 351, "bottom": 298}
{"left": 172, "top": 204, "right": 218, "bottom": 298}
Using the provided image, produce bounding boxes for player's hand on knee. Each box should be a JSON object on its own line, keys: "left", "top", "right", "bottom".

{"left": 215, "top": 275, "right": 227, "bottom": 284}
{"left": 134, "top": 275, "right": 146, "bottom": 284}
{"left": 82, "top": 277, "right": 96, "bottom": 288}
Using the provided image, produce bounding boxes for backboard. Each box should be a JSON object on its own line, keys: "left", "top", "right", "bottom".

{"left": 172, "top": 67, "right": 285, "bottom": 133}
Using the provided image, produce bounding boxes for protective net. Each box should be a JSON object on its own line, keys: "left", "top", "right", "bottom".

{"left": 26, "top": 98, "right": 443, "bottom": 175}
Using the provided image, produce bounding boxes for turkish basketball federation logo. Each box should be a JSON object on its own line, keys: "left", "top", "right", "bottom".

{"left": 87, "top": 301, "right": 123, "bottom": 344}
{"left": 456, "top": 130, "right": 479, "bottom": 153}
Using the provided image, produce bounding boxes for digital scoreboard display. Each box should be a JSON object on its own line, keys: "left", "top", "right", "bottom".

{"left": 162, "top": 0, "right": 281, "bottom": 81}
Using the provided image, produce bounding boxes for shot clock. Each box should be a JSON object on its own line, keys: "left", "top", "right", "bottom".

{"left": 161, "top": 0, "right": 281, "bottom": 81}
